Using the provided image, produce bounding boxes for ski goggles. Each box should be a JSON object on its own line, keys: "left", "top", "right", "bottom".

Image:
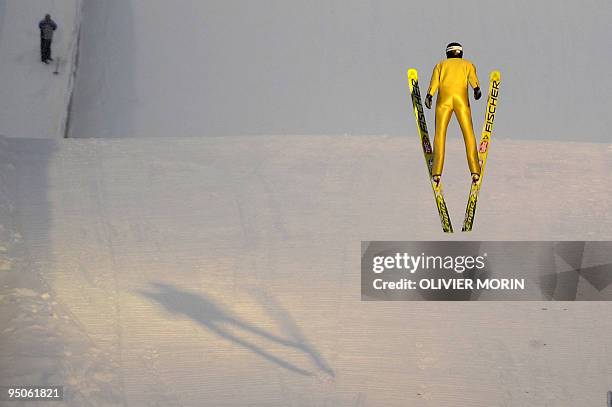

{"left": 446, "top": 45, "right": 463, "bottom": 53}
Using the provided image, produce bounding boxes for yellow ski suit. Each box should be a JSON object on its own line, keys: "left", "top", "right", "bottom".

{"left": 427, "top": 58, "right": 481, "bottom": 177}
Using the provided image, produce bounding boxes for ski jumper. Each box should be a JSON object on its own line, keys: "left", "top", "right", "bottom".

{"left": 427, "top": 58, "right": 480, "bottom": 177}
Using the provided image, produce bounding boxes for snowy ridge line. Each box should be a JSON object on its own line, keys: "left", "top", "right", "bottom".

{"left": 59, "top": 0, "right": 82, "bottom": 139}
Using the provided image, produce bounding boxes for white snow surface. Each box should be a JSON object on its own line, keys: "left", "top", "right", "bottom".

{"left": 1, "top": 134, "right": 611, "bottom": 406}
{"left": 0, "top": 0, "right": 80, "bottom": 139}
{"left": 67, "top": 0, "right": 612, "bottom": 141}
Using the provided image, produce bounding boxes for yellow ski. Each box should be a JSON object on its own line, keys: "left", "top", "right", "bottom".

{"left": 462, "top": 70, "right": 501, "bottom": 231}
{"left": 407, "top": 68, "right": 453, "bottom": 233}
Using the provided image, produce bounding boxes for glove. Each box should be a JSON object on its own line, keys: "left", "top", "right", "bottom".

{"left": 474, "top": 87, "right": 482, "bottom": 100}
{"left": 424, "top": 94, "right": 432, "bottom": 109}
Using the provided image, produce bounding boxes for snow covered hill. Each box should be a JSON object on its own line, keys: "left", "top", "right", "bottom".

{"left": 0, "top": 134, "right": 611, "bottom": 406}
{"left": 67, "top": 0, "right": 612, "bottom": 141}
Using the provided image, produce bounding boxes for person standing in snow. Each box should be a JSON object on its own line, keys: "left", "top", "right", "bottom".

{"left": 39, "top": 14, "right": 57, "bottom": 64}
{"left": 424, "top": 42, "right": 482, "bottom": 184}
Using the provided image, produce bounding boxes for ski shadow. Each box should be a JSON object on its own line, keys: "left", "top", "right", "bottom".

{"left": 138, "top": 282, "right": 335, "bottom": 378}
{"left": 247, "top": 287, "right": 335, "bottom": 377}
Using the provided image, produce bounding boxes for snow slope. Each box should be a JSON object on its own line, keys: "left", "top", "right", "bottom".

{"left": 1, "top": 134, "right": 611, "bottom": 406}
{"left": 69, "top": 0, "right": 612, "bottom": 141}
{"left": 0, "top": 0, "right": 80, "bottom": 139}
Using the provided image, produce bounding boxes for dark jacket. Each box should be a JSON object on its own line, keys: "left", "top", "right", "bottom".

{"left": 39, "top": 18, "right": 57, "bottom": 40}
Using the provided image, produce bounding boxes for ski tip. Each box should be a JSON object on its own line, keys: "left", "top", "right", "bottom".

{"left": 490, "top": 70, "right": 501, "bottom": 81}
{"left": 407, "top": 68, "right": 418, "bottom": 79}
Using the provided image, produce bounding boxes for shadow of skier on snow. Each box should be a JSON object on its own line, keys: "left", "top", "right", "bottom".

{"left": 138, "top": 282, "right": 334, "bottom": 378}
{"left": 248, "top": 288, "right": 335, "bottom": 378}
